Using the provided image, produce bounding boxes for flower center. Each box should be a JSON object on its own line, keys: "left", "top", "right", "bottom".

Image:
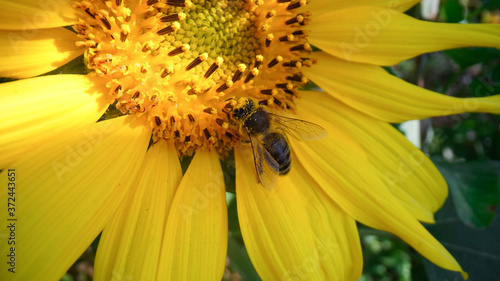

{"left": 73, "top": 0, "right": 312, "bottom": 156}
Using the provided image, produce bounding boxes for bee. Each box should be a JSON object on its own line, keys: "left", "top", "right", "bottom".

{"left": 226, "top": 98, "right": 327, "bottom": 190}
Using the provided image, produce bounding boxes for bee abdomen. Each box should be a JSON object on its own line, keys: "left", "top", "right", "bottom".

{"left": 279, "top": 156, "right": 291, "bottom": 175}
{"left": 263, "top": 132, "right": 291, "bottom": 175}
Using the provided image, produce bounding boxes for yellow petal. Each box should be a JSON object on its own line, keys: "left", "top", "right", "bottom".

{"left": 94, "top": 141, "right": 182, "bottom": 281}
{"left": 288, "top": 95, "right": 466, "bottom": 277}
{"left": 308, "top": 0, "right": 420, "bottom": 16}
{"left": 291, "top": 153, "right": 363, "bottom": 281}
{"left": 0, "top": 27, "right": 83, "bottom": 78}
{"left": 236, "top": 147, "right": 359, "bottom": 280}
{"left": 304, "top": 52, "right": 500, "bottom": 123}
{"left": 309, "top": 6, "right": 500, "bottom": 65}
{"left": 235, "top": 148, "right": 320, "bottom": 280}
{"left": 0, "top": 74, "right": 110, "bottom": 169}
{"left": 0, "top": 0, "right": 77, "bottom": 30}
{"left": 305, "top": 197, "right": 363, "bottom": 281}
{"left": 0, "top": 116, "right": 151, "bottom": 281}
{"left": 157, "top": 150, "right": 227, "bottom": 281}
{"left": 298, "top": 91, "right": 447, "bottom": 222}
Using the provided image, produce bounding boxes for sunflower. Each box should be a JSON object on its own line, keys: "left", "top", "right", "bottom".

{"left": 1, "top": 0, "right": 499, "bottom": 280}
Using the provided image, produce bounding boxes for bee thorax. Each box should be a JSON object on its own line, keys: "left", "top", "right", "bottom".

{"left": 244, "top": 108, "right": 271, "bottom": 134}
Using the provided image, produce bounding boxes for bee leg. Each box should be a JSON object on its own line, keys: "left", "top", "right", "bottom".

{"left": 222, "top": 98, "right": 237, "bottom": 114}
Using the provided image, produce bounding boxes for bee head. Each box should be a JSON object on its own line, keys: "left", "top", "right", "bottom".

{"left": 232, "top": 98, "right": 255, "bottom": 121}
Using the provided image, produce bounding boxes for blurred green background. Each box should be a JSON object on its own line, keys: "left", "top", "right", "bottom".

{"left": 62, "top": 1, "right": 500, "bottom": 280}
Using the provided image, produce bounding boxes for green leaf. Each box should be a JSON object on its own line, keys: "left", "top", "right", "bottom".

{"left": 432, "top": 156, "right": 500, "bottom": 228}
{"left": 443, "top": 48, "right": 500, "bottom": 70}
{"left": 227, "top": 193, "right": 241, "bottom": 238}
{"left": 440, "top": 0, "right": 465, "bottom": 23}
{"left": 469, "top": 66, "right": 500, "bottom": 98}
{"left": 220, "top": 151, "right": 236, "bottom": 194}
{"left": 358, "top": 226, "right": 414, "bottom": 281}
{"left": 227, "top": 235, "right": 262, "bottom": 281}
{"left": 44, "top": 54, "right": 87, "bottom": 75}
{"left": 0, "top": 77, "right": 17, "bottom": 83}
{"left": 424, "top": 193, "right": 500, "bottom": 281}
{"left": 301, "top": 80, "right": 321, "bottom": 91}
{"left": 482, "top": 0, "right": 500, "bottom": 10}
{"left": 60, "top": 274, "right": 75, "bottom": 281}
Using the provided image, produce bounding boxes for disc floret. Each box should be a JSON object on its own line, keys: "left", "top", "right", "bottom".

{"left": 74, "top": 0, "right": 313, "bottom": 156}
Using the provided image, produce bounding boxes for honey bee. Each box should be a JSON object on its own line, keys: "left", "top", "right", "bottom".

{"left": 226, "top": 98, "right": 327, "bottom": 190}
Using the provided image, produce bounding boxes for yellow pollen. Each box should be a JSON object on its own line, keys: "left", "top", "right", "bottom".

{"left": 73, "top": 0, "right": 313, "bottom": 156}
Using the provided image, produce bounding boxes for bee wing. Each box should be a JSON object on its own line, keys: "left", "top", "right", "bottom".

{"left": 271, "top": 114, "right": 328, "bottom": 141}
{"left": 248, "top": 133, "right": 279, "bottom": 190}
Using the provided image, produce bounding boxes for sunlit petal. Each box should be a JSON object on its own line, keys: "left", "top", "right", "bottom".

{"left": 298, "top": 91, "right": 448, "bottom": 222}
{"left": 309, "top": 6, "right": 500, "bottom": 65}
{"left": 157, "top": 150, "right": 227, "bottom": 281}
{"left": 236, "top": 147, "right": 361, "bottom": 280}
{"left": 0, "top": 116, "right": 150, "bottom": 281}
{"left": 290, "top": 104, "right": 467, "bottom": 278}
{"left": 304, "top": 52, "right": 500, "bottom": 123}
{"left": 94, "top": 141, "right": 182, "bottom": 281}
{"left": 235, "top": 148, "right": 323, "bottom": 280}
{"left": 0, "top": 0, "right": 77, "bottom": 30}
{"left": 0, "top": 75, "right": 110, "bottom": 169}
{"left": 308, "top": 0, "right": 420, "bottom": 16}
{"left": 0, "top": 28, "right": 83, "bottom": 78}
{"left": 293, "top": 152, "right": 363, "bottom": 281}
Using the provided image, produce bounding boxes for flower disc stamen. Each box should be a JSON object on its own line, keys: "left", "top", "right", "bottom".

{"left": 73, "top": 0, "right": 313, "bottom": 156}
